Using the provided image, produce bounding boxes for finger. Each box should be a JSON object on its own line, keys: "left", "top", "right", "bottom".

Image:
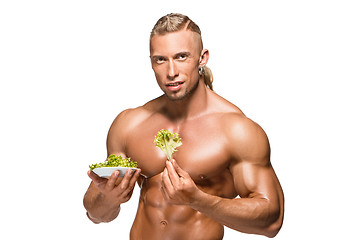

{"left": 166, "top": 160, "right": 180, "bottom": 186}
{"left": 123, "top": 189, "right": 134, "bottom": 202}
{"left": 114, "top": 169, "right": 133, "bottom": 194}
{"left": 105, "top": 170, "right": 120, "bottom": 191}
{"left": 160, "top": 185, "right": 170, "bottom": 201}
{"left": 171, "top": 159, "right": 189, "bottom": 178}
{"left": 119, "top": 169, "right": 141, "bottom": 197}
{"left": 128, "top": 169, "right": 141, "bottom": 188}
{"left": 160, "top": 171, "right": 170, "bottom": 201}
{"left": 124, "top": 169, "right": 141, "bottom": 194}
{"left": 161, "top": 167, "right": 175, "bottom": 197}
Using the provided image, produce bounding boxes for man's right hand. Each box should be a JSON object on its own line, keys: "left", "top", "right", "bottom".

{"left": 87, "top": 168, "right": 141, "bottom": 206}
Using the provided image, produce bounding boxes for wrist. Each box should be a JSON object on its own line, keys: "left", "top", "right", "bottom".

{"left": 86, "top": 204, "right": 120, "bottom": 223}
{"left": 86, "top": 193, "right": 121, "bottom": 223}
{"left": 190, "top": 189, "right": 221, "bottom": 212}
{"left": 86, "top": 211, "right": 101, "bottom": 224}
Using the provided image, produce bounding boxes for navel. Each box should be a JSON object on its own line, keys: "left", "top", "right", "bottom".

{"left": 160, "top": 220, "right": 168, "bottom": 227}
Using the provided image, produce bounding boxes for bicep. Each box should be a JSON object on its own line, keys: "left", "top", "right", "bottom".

{"left": 227, "top": 117, "right": 283, "bottom": 213}
{"left": 106, "top": 110, "right": 130, "bottom": 157}
{"left": 230, "top": 160, "right": 284, "bottom": 230}
{"left": 231, "top": 161, "right": 282, "bottom": 203}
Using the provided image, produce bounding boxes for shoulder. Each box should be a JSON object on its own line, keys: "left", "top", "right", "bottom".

{"left": 106, "top": 97, "right": 163, "bottom": 154}
{"left": 206, "top": 90, "right": 270, "bottom": 165}
{"left": 221, "top": 112, "right": 270, "bottom": 166}
{"left": 109, "top": 108, "right": 146, "bottom": 133}
{"left": 209, "top": 91, "right": 267, "bottom": 146}
{"left": 109, "top": 97, "right": 162, "bottom": 134}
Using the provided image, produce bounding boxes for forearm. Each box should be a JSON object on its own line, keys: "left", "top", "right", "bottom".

{"left": 190, "top": 191, "right": 280, "bottom": 237}
{"left": 83, "top": 188, "right": 120, "bottom": 223}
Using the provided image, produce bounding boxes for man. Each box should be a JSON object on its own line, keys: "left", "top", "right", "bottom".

{"left": 83, "top": 13, "right": 284, "bottom": 239}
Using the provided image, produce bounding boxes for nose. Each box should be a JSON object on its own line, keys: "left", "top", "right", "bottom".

{"left": 167, "top": 59, "right": 179, "bottom": 80}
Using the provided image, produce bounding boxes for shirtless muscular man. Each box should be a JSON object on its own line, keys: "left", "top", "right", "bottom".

{"left": 83, "top": 13, "right": 284, "bottom": 239}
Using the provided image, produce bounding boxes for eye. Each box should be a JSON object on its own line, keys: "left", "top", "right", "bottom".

{"left": 157, "top": 57, "right": 165, "bottom": 63}
{"left": 153, "top": 56, "right": 166, "bottom": 64}
{"left": 176, "top": 54, "right": 187, "bottom": 61}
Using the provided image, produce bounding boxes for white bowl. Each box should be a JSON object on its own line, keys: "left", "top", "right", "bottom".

{"left": 92, "top": 167, "right": 137, "bottom": 177}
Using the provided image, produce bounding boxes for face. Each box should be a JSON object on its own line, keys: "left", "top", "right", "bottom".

{"left": 150, "top": 29, "right": 207, "bottom": 101}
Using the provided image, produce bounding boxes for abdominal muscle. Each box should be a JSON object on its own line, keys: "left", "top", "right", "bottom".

{"left": 130, "top": 174, "right": 225, "bottom": 240}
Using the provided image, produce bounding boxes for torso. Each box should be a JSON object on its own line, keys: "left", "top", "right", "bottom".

{"left": 119, "top": 93, "right": 245, "bottom": 240}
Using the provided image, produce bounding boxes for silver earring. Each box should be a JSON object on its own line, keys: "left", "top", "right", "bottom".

{"left": 198, "top": 67, "right": 204, "bottom": 75}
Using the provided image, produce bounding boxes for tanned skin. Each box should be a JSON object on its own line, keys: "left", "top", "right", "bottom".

{"left": 83, "top": 29, "right": 284, "bottom": 240}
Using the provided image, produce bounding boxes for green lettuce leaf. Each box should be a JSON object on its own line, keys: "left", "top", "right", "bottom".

{"left": 154, "top": 129, "right": 182, "bottom": 160}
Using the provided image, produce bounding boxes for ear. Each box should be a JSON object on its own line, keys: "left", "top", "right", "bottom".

{"left": 199, "top": 49, "right": 209, "bottom": 68}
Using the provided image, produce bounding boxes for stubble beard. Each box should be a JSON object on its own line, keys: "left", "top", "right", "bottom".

{"left": 165, "top": 77, "right": 200, "bottom": 102}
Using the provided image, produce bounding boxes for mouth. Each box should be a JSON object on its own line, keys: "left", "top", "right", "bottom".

{"left": 166, "top": 81, "right": 184, "bottom": 86}
{"left": 166, "top": 81, "right": 184, "bottom": 91}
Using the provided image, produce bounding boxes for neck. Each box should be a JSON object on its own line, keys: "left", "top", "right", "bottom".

{"left": 163, "top": 79, "right": 209, "bottom": 121}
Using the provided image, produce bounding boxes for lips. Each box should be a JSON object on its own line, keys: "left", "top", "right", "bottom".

{"left": 166, "top": 81, "right": 183, "bottom": 86}
{"left": 166, "top": 81, "right": 184, "bottom": 91}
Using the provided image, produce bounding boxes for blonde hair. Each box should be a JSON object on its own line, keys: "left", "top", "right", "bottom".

{"left": 151, "top": 13, "right": 214, "bottom": 90}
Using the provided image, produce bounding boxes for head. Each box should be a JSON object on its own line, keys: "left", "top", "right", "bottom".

{"left": 150, "top": 13, "right": 213, "bottom": 101}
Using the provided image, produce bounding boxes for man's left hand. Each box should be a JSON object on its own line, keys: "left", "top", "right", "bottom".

{"left": 161, "top": 159, "right": 201, "bottom": 205}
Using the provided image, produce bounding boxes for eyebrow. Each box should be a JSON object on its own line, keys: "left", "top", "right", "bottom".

{"left": 175, "top": 51, "right": 191, "bottom": 57}
{"left": 151, "top": 51, "right": 192, "bottom": 59}
{"left": 151, "top": 55, "right": 164, "bottom": 59}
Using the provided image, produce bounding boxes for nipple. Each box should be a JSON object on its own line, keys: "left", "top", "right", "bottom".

{"left": 199, "top": 174, "right": 206, "bottom": 180}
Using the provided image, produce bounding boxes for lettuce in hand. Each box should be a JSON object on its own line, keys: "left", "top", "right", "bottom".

{"left": 154, "top": 129, "right": 182, "bottom": 160}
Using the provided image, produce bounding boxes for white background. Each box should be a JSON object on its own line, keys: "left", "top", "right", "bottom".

{"left": 1, "top": 0, "right": 359, "bottom": 239}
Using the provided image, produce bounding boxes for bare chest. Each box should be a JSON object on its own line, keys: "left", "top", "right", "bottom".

{"left": 125, "top": 115, "right": 231, "bottom": 182}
